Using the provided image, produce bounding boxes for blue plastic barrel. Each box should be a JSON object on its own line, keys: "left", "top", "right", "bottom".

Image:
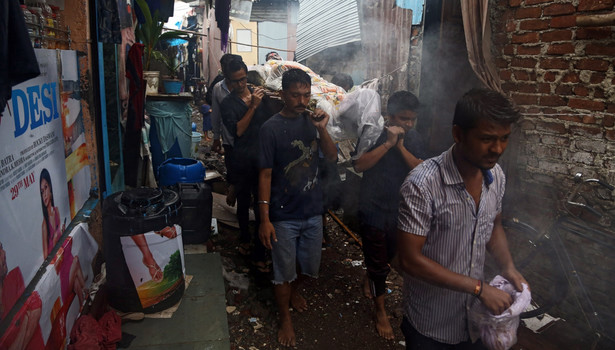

{"left": 158, "top": 158, "right": 205, "bottom": 187}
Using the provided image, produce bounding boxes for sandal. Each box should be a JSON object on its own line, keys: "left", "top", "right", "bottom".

{"left": 143, "top": 259, "right": 163, "bottom": 282}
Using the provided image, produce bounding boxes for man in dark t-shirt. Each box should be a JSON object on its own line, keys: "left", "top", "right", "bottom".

{"left": 221, "top": 58, "right": 271, "bottom": 269}
{"left": 258, "top": 69, "right": 337, "bottom": 347}
{"left": 353, "top": 91, "right": 425, "bottom": 340}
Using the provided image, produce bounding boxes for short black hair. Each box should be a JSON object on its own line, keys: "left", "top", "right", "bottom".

{"left": 331, "top": 73, "right": 354, "bottom": 91}
{"left": 220, "top": 54, "right": 242, "bottom": 75}
{"left": 265, "top": 51, "right": 280, "bottom": 61}
{"left": 282, "top": 68, "right": 311, "bottom": 90}
{"left": 387, "top": 90, "right": 419, "bottom": 116}
{"left": 223, "top": 57, "right": 247, "bottom": 78}
{"left": 453, "top": 88, "right": 520, "bottom": 131}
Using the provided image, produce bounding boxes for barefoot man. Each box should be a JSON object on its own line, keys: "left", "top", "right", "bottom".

{"left": 258, "top": 68, "right": 337, "bottom": 347}
{"left": 353, "top": 91, "right": 425, "bottom": 339}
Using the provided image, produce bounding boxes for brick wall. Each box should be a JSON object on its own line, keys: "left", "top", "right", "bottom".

{"left": 490, "top": 0, "right": 615, "bottom": 342}
{"left": 491, "top": 0, "right": 615, "bottom": 216}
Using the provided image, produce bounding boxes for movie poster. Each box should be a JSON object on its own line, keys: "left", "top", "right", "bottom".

{"left": 0, "top": 49, "right": 93, "bottom": 348}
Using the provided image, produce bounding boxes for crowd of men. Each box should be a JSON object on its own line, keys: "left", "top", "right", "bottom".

{"left": 207, "top": 53, "right": 528, "bottom": 349}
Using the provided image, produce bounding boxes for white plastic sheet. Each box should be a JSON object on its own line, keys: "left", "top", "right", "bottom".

{"left": 469, "top": 275, "right": 532, "bottom": 350}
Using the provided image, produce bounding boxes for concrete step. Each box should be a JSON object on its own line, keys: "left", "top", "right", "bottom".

{"left": 122, "top": 252, "right": 229, "bottom": 349}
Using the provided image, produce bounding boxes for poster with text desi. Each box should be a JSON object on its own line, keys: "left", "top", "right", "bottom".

{"left": 0, "top": 49, "right": 90, "bottom": 306}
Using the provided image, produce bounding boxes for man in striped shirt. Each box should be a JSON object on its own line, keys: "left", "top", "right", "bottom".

{"left": 397, "top": 88, "right": 529, "bottom": 349}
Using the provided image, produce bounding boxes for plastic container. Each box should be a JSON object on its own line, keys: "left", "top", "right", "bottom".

{"left": 190, "top": 131, "right": 201, "bottom": 158}
{"left": 158, "top": 158, "right": 205, "bottom": 187}
{"left": 103, "top": 187, "right": 185, "bottom": 313}
{"left": 163, "top": 80, "right": 183, "bottom": 94}
{"left": 172, "top": 183, "right": 213, "bottom": 244}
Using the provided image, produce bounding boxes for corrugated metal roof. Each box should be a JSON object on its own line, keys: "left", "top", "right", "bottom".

{"left": 250, "top": 0, "right": 290, "bottom": 23}
{"left": 295, "top": 0, "right": 361, "bottom": 62}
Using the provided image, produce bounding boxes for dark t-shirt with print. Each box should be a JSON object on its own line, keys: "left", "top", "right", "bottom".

{"left": 258, "top": 113, "right": 323, "bottom": 221}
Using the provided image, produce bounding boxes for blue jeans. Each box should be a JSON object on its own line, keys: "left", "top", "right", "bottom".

{"left": 271, "top": 215, "right": 323, "bottom": 284}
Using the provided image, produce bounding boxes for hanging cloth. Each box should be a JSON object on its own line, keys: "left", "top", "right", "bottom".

{"left": 0, "top": 0, "right": 40, "bottom": 117}
{"left": 215, "top": 0, "right": 231, "bottom": 51}
{"left": 124, "top": 43, "right": 146, "bottom": 187}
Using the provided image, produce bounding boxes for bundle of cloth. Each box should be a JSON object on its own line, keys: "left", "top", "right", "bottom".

{"left": 469, "top": 275, "right": 532, "bottom": 350}
{"left": 249, "top": 61, "right": 384, "bottom": 159}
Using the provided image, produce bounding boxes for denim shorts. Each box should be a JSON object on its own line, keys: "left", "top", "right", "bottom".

{"left": 271, "top": 215, "right": 323, "bottom": 284}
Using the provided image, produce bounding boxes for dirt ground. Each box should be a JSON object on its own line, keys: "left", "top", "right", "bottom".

{"left": 192, "top": 107, "right": 407, "bottom": 350}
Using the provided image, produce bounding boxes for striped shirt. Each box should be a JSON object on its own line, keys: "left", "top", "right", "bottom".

{"left": 397, "top": 145, "right": 505, "bottom": 344}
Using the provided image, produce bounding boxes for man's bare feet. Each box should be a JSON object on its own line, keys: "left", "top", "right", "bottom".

{"left": 363, "top": 275, "right": 373, "bottom": 298}
{"left": 290, "top": 292, "right": 307, "bottom": 312}
{"left": 375, "top": 308, "right": 395, "bottom": 340}
{"left": 278, "top": 315, "right": 296, "bottom": 347}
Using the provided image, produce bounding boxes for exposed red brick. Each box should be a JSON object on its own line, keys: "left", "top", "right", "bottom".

{"left": 578, "top": 0, "right": 614, "bottom": 11}
{"left": 549, "top": 15, "right": 577, "bottom": 28}
{"left": 569, "top": 98, "right": 605, "bottom": 111}
{"left": 544, "top": 3, "right": 576, "bottom": 16}
{"left": 520, "top": 19, "right": 550, "bottom": 30}
{"left": 570, "top": 124, "right": 603, "bottom": 137}
{"left": 496, "top": 58, "right": 510, "bottom": 68}
{"left": 506, "top": 21, "right": 517, "bottom": 32}
{"left": 543, "top": 71, "right": 557, "bottom": 81}
{"left": 515, "top": 7, "right": 542, "bottom": 19}
{"left": 562, "top": 72, "right": 580, "bottom": 83}
{"left": 500, "top": 70, "right": 513, "bottom": 81}
{"left": 511, "top": 57, "right": 538, "bottom": 68}
{"left": 576, "top": 27, "right": 612, "bottom": 40}
{"left": 526, "top": 0, "right": 552, "bottom": 4}
{"left": 518, "top": 83, "right": 538, "bottom": 93}
{"left": 555, "top": 85, "right": 574, "bottom": 95}
{"left": 539, "top": 58, "right": 569, "bottom": 69}
{"left": 585, "top": 43, "right": 615, "bottom": 56}
{"left": 509, "top": 0, "right": 522, "bottom": 6}
{"left": 556, "top": 114, "right": 583, "bottom": 123}
{"left": 590, "top": 72, "right": 606, "bottom": 84}
{"left": 582, "top": 115, "right": 597, "bottom": 124}
{"left": 512, "top": 32, "right": 540, "bottom": 44}
{"left": 513, "top": 70, "right": 532, "bottom": 80}
{"left": 606, "top": 129, "right": 615, "bottom": 141}
{"left": 517, "top": 45, "right": 542, "bottom": 55}
{"left": 608, "top": 104, "right": 615, "bottom": 113}
{"left": 603, "top": 114, "right": 615, "bottom": 127}
{"left": 537, "top": 83, "right": 551, "bottom": 93}
{"left": 411, "top": 38, "right": 419, "bottom": 46}
{"left": 542, "top": 95, "right": 567, "bottom": 105}
{"left": 535, "top": 121, "right": 567, "bottom": 134}
{"left": 412, "top": 27, "right": 420, "bottom": 37}
{"left": 574, "top": 86, "right": 589, "bottom": 97}
{"left": 547, "top": 43, "right": 575, "bottom": 55}
{"left": 575, "top": 59, "right": 610, "bottom": 72}
{"left": 512, "top": 93, "right": 539, "bottom": 105}
{"left": 503, "top": 45, "right": 515, "bottom": 55}
{"left": 542, "top": 30, "right": 573, "bottom": 42}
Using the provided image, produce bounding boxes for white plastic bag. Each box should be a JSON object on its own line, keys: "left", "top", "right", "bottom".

{"left": 468, "top": 275, "right": 531, "bottom": 350}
